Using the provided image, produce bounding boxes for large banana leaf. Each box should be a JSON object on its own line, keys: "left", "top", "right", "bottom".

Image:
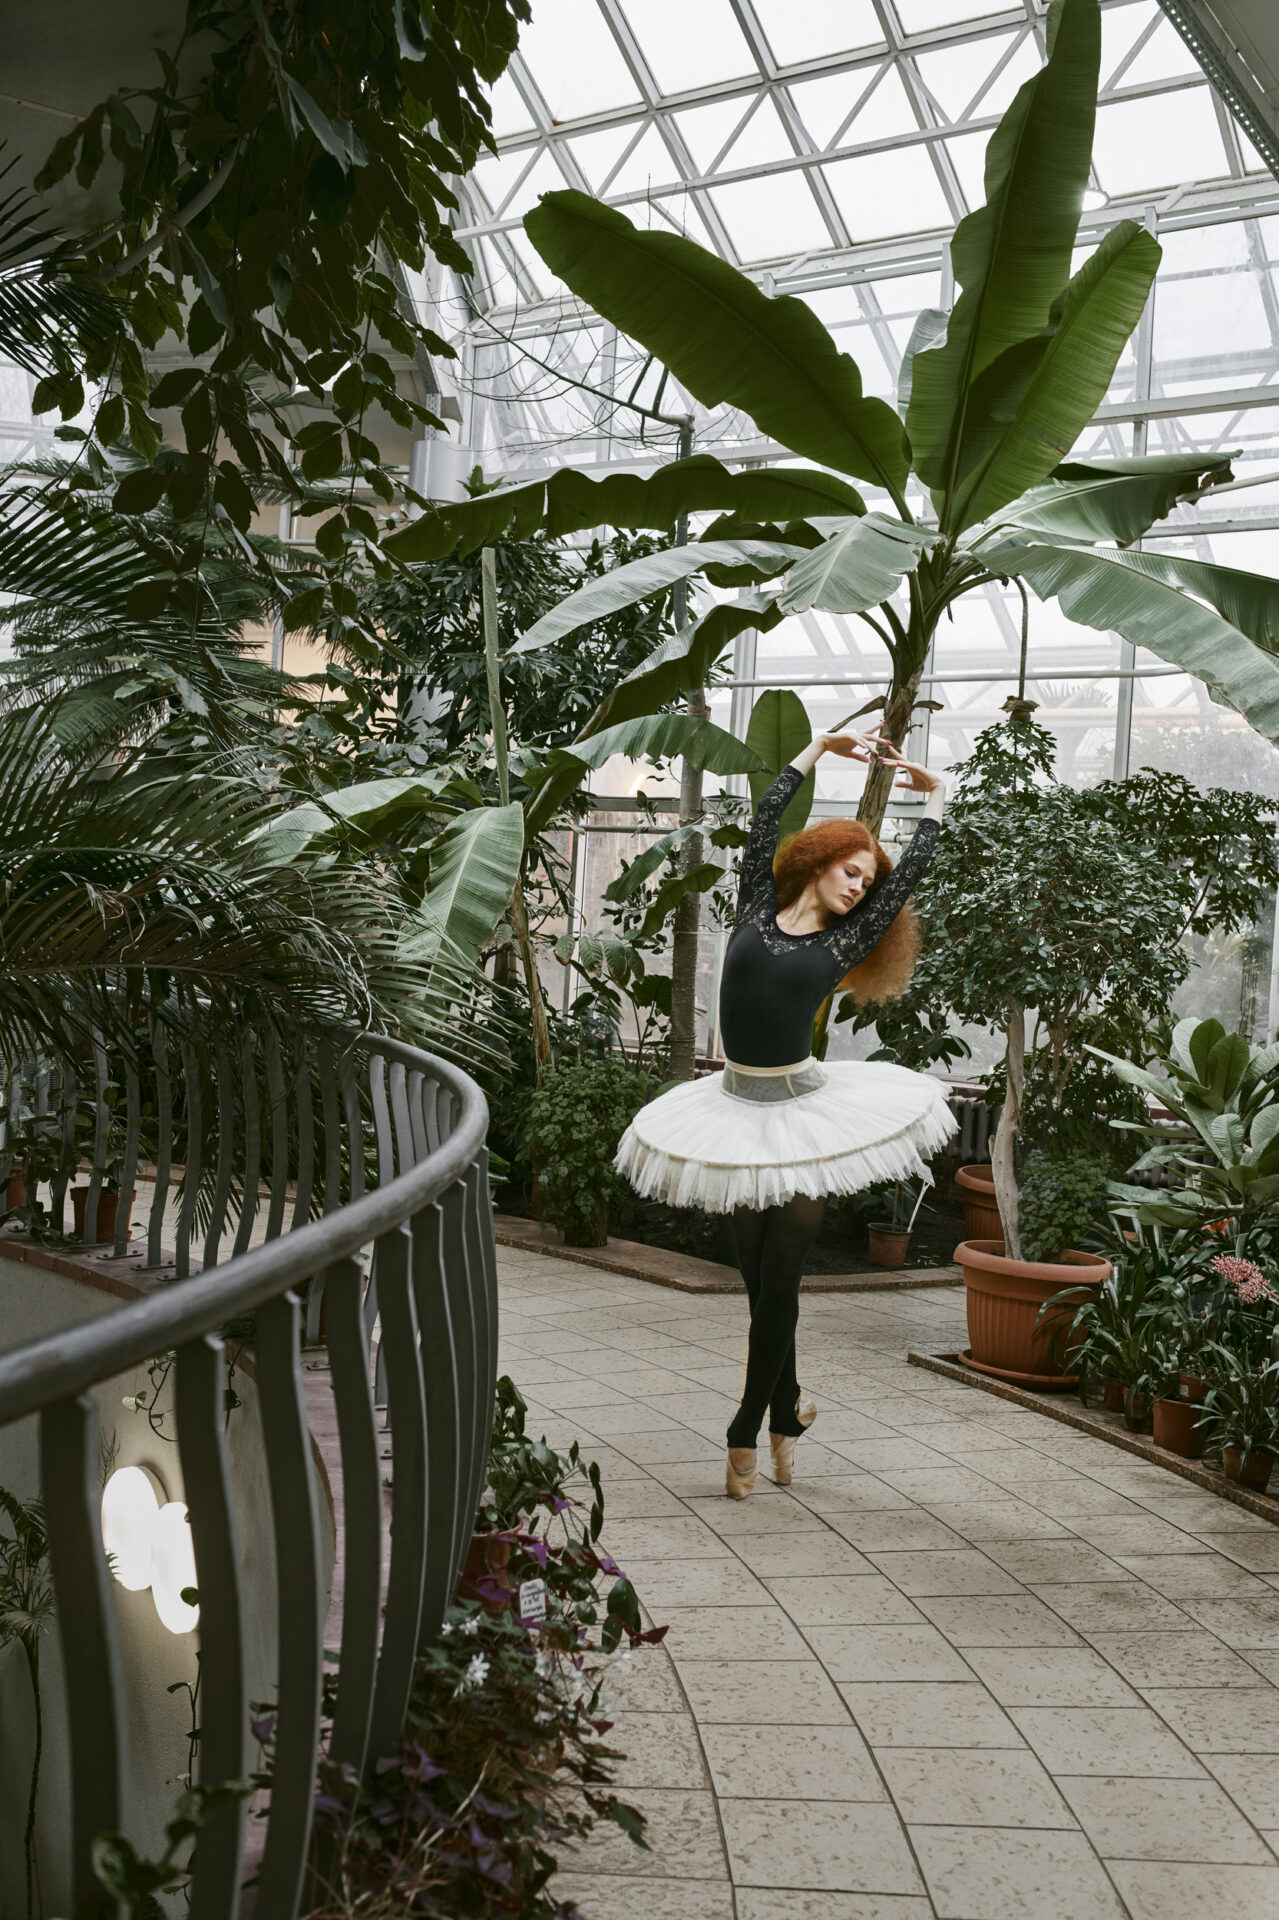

{"left": 989, "top": 539, "right": 1279, "bottom": 743}
{"left": 953, "top": 221, "right": 1161, "bottom": 533}
{"left": 907, "top": 0, "right": 1100, "bottom": 524}
{"left": 746, "top": 689, "right": 814, "bottom": 836}
{"left": 585, "top": 594, "right": 782, "bottom": 734}
{"left": 523, "top": 711, "right": 766, "bottom": 837}
{"left": 513, "top": 539, "right": 804, "bottom": 654}
{"left": 524, "top": 191, "right": 910, "bottom": 498}
{"left": 254, "top": 772, "right": 455, "bottom": 865}
{"left": 382, "top": 454, "right": 866, "bottom": 562}
{"left": 998, "top": 451, "right": 1233, "bottom": 545}
{"left": 408, "top": 802, "right": 526, "bottom": 963}
{"left": 778, "top": 514, "right": 933, "bottom": 615}
{"left": 1096, "top": 549, "right": 1279, "bottom": 653}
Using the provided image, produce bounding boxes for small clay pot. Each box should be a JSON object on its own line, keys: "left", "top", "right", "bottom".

{"left": 458, "top": 1531, "right": 513, "bottom": 1612}
{"left": 867, "top": 1223, "right": 910, "bottom": 1270}
{"left": 4, "top": 1171, "right": 24, "bottom": 1211}
{"left": 1152, "top": 1396, "right": 1206, "bottom": 1460}
{"left": 1180, "top": 1372, "right": 1210, "bottom": 1404}
{"left": 1222, "top": 1446, "right": 1275, "bottom": 1493}
{"left": 71, "top": 1187, "right": 135, "bottom": 1245}
{"left": 1123, "top": 1385, "right": 1153, "bottom": 1433}
{"left": 1102, "top": 1378, "right": 1126, "bottom": 1414}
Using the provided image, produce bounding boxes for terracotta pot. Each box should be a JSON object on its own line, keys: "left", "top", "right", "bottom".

{"left": 1180, "top": 1372, "right": 1211, "bottom": 1404}
{"left": 1223, "top": 1446, "right": 1275, "bottom": 1492}
{"left": 957, "top": 1239, "right": 1110, "bottom": 1389}
{"left": 1124, "top": 1386, "right": 1153, "bottom": 1434}
{"left": 457, "top": 1531, "right": 513, "bottom": 1612}
{"left": 954, "top": 1164, "right": 1001, "bottom": 1245}
{"left": 71, "top": 1187, "right": 135, "bottom": 1245}
{"left": 1102, "top": 1378, "right": 1126, "bottom": 1413}
{"left": 867, "top": 1223, "right": 911, "bottom": 1270}
{"left": 1153, "top": 1396, "right": 1206, "bottom": 1459}
{"left": 4, "top": 1171, "right": 24, "bottom": 1211}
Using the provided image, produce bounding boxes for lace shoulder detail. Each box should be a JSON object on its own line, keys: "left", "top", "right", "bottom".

{"left": 735, "top": 765, "right": 803, "bottom": 925}
{"left": 825, "top": 815, "right": 941, "bottom": 973}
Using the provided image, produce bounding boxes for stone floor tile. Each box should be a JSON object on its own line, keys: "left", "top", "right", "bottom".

{"left": 736, "top": 1894, "right": 933, "bottom": 1919}
{"left": 829, "top": 1437, "right": 955, "bottom": 1473}
{"left": 864, "top": 1548, "right": 1021, "bottom": 1596}
{"left": 764, "top": 1575, "right": 926, "bottom": 1627}
{"left": 1205, "top": 1751, "right": 1279, "bottom": 1824}
{"left": 1196, "top": 1530, "right": 1279, "bottom": 1573}
{"left": 699, "top": 1721, "right": 885, "bottom": 1800}
{"left": 638, "top": 1557, "right": 775, "bottom": 1611}
{"left": 917, "top": 1593, "right": 1082, "bottom": 1647}
{"left": 1071, "top": 1515, "right": 1201, "bottom": 1555}
{"left": 1029, "top": 1580, "right": 1192, "bottom": 1635}
{"left": 807, "top": 1622, "right": 974, "bottom": 1684}
{"left": 1108, "top": 1860, "right": 1279, "bottom": 1920}
{"left": 687, "top": 1496, "right": 833, "bottom": 1539}
{"left": 1058, "top": 1774, "right": 1273, "bottom": 1863}
{"left": 551, "top": 1872, "right": 734, "bottom": 1920}
{"left": 561, "top": 1787, "right": 726, "bottom": 1880}
{"left": 719, "top": 1799, "right": 924, "bottom": 1894}
{"left": 1178, "top": 1592, "right": 1279, "bottom": 1647}
{"left": 912, "top": 1825, "right": 1126, "bottom": 1920}
{"left": 610, "top": 1709, "right": 708, "bottom": 1789}
{"left": 1140, "top": 1490, "right": 1268, "bottom": 1531}
{"left": 961, "top": 1646, "right": 1141, "bottom": 1710}
{"left": 1088, "top": 1629, "right": 1265, "bottom": 1691}
{"left": 606, "top": 1651, "right": 687, "bottom": 1713}
{"left": 599, "top": 1479, "right": 692, "bottom": 1521}
{"left": 676, "top": 1657, "right": 848, "bottom": 1725}
{"left": 1008, "top": 1706, "right": 1204, "bottom": 1777}
{"left": 1114, "top": 1552, "right": 1273, "bottom": 1599}
{"left": 1145, "top": 1685, "right": 1279, "bottom": 1753}
{"left": 666, "top": 1604, "right": 813, "bottom": 1663}
{"left": 827, "top": 1511, "right": 968, "bottom": 1552}
{"left": 919, "top": 1499, "right": 1071, "bottom": 1541}
{"left": 737, "top": 1532, "right": 887, "bottom": 1579}
{"left": 979, "top": 1540, "right": 1129, "bottom": 1585}
{"left": 611, "top": 1429, "right": 726, "bottom": 1465}
{"left": 547, "top": 1378, "right": 627, "bottom": 1407}
{"left": 790, "top": 1474, "right": 916, "bottom": 1516}
{"left": 1243, "top": 1649, "right": 1279, "bottom": 1682}
{"left": 604, "top": 1517, "right": 736, "bottom": 1562}
{"left": 1000, "top": 1480, "right": 1143, "bottom": 1521}
{"left": 880, "top": 1747, "right": 1075, "bottom": 1828}
{"left": 842, "top": 1682, "right": 1019, "bottom": 1749}
{"left": 877, "top": 1466, "right": 1010, "bottom": 1503}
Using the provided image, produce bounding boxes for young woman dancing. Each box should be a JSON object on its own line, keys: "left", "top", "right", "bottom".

{"left": 616, "top": 727, "right": 955, "bottom": 1497}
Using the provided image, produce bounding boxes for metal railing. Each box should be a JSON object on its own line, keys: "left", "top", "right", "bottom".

{"left": 0, "top": 1029, "right": 496, "bottom": 1918}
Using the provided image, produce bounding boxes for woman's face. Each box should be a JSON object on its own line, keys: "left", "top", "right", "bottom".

{"left": 815, "top": 848, "right": 878, "bottom": 917}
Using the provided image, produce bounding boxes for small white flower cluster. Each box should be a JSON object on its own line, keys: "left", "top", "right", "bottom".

{"left": 454, "top": 1652, "right": 490, "bottom": 1696}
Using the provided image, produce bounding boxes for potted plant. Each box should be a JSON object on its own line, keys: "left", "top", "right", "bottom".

{"left": 522, "top": 1051, "right": 654, "bottom": 1248}
{"left": 954, "top": 1161, "right": 1000, "bottom": 1243}
{"left": 1199, "top": 1351, "right": 1279, "bottom": 1492}
{"left": 1143, "top": 1331, "right": 1207, "bottom": 1460}
{"left": 866, "top": 1182, "right": 922, "bottom": 1270}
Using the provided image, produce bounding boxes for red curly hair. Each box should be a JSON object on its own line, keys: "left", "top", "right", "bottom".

{"left": 773, "top": 818, "right": 920, "bottom": 1003}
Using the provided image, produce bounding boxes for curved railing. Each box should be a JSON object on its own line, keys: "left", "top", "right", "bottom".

{"left": 0, "top": 1031, "right": 496, "bottom": 1919}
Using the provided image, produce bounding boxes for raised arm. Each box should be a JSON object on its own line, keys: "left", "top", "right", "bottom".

{"left": 828, "top": 750, "right": 946, "bottom": 971}
{"left": 735, "top": 764, "right": 803, "bottom": 921}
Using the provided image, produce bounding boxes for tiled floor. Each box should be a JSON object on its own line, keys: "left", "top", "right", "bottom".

{"left": 494, "top": 1246, "right": 1279, "bottom": 1920}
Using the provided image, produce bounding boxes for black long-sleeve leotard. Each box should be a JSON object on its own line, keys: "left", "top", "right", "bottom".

{"left": 717, "top": 766, "right": 941, "bottom": 1069}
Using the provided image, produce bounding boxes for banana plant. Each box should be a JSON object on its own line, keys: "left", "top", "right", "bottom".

{"left": 396, "top": 0, "right": 1279, "bottom": 839}
{"left": 1098, "top": 1017, "right": 1279, "bottom": 1230}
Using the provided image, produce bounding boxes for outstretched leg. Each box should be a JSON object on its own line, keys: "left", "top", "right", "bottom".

{"left": 727, "top": 1194, "right": 826, "bottom": 1449}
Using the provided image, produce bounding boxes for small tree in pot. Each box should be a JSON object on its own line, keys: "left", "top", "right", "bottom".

{"left": 910, "top": 708, "right": 1187, "bottom": 1258}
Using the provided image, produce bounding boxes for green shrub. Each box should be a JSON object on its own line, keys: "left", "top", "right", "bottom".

{"left": 524, "top": 1054, "right": 654, "bottom": 1247}
{"left": 1019, "top": 1149, "right": 1108, "bottom": 1262}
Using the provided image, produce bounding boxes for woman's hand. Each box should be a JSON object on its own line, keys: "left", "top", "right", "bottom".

{"left": 815, "top": 724, "right": 886, "bottom": 762}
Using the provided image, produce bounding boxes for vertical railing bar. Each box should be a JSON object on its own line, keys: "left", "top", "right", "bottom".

{"left": 290, "top": 1040, "right": 314, "bottom": 1235}
{"left": 254, "top": 1289, "right": 324, "bottom": 1916}
{"left": 460, "top": 1162, "right": 495, "bottom": 1571}
{"left": 51, "top": 1060, "right": 76, "bottom": 1233}
{"left": 176, "top": 1336, "right": 248, "bottom": 1920}
{"left": 115, "top": 1039, "right": 141, "bottom": 1258}
{"left": 263, "top": 1027, "right": 289, "bottom": 1244}
{"left": 410, "top": 1201, "right": 461, "bottom": 1644}
{"left": 340, "top": 1049, "right": 364, "bottom": 1205}
{"left": 324, "top": 1258, "right": 382, "bottom": 1772}
{"left": 41, "top": 1394, "right": 128, "bottom": 1909}
{"left": 438, "top": 1182, "right": 480, "bottom": 1588}
{"left": 149, "top": 1014, "right": 172, "bottom": 1267}
{"left": 176, "top": 1036, "right": 203, "bottom": 1280}
{"left": 368, "top": 1054, "right": 394, "bottom": 1189}
{"left": 388, "top": 1060, "right": 413, "bottom": 1176}
{"left": 366, "top": 1226, "right": 429, "bottom": 1762}
{"left": 84, "top": 1031, "right": 109, "bottom": 1244}
{"left": 203, "top": 1040, "right": 235, "bottom": 1272}
{"left": 231, "top": 1030, "right": 261, "bottom": 1259}
{"left": 317, "top": 1041, "right": 341, "bottom": 1215}
{"left": 406, "top": 1069, "right": 428, "bottom": 1166}
{"left": 422, "top": 1076, "right": 442, "bottom": 1155}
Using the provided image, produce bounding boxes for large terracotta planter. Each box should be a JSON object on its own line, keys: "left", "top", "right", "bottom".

{"left": 957, "top": 1239, "right": 1110, "bottom": 1390}
{"left": 954, "top": 1164, "right": 1001, "bottom": 1245}
{"left": 1152, "top": 1396, "right": 1206, "bottom": 1459}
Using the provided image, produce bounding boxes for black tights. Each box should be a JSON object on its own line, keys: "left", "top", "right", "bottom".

{"left": 726, "top": 1194, "right": 825, "bottom": 1449}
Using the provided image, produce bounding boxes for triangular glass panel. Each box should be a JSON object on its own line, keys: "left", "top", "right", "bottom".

{"left": 751, "top": 0, "right": 884, "bottom": 67}
{"left": 674, "top": 97, "right": 758, "bottom": 174}
{"left": 1093, "top": 87, "right": 1228, "bottom": 196}
{"left": 710, "top": 171, "right": 832, "bottom": 262}
{"left": 619, "top": 0, "right": 756, "bottom": 95}
{"left": 519, "top": 0, "right": 642, "bottom": 119}
{"left": 606, "top": 123, "right": 681, "bottom": 197}
{"left": 823, "top": 145, "right": 953, "bottom": 240}
{"left": 788, "top": 63, "right": 916, "bottom": 151}
{"left": 565, "top": 123, "right": 650, "bottom": 193}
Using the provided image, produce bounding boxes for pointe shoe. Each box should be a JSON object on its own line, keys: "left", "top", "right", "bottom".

{"left": 770, "top": 1397, "right": 817, "bottom": 1487}
{"left": 726, "top": 1447, "right": 758, "bottom": 1499}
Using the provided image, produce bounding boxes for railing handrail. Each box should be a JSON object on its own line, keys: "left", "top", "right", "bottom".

{"left": 0, "top": 1032, "right": 488, "bottom": 1428}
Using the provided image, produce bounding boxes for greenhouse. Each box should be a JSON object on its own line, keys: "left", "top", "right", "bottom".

{"left": 4, "top": 1, "right": 1279, "bottom": 1915}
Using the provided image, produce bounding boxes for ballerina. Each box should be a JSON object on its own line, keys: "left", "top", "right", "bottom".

{"left": 615, "top": 725, "right": 956, "bottom": 1497}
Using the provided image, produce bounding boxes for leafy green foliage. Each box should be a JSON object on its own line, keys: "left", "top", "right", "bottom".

{"left": 1200, "top": 1353, "right": 1279, "bottom": 1464}
{"left": 0, "top": 1487, "right": 53, "bottom": 1920}
{"left": 1019, "top": 1148, "right": 1109, "bottom": 1262}
{"left": 745, "top": 689, "right": 814, "bottom": 838}
{"left": 524, "top": 1056, "right": 655, "bottom": 1246}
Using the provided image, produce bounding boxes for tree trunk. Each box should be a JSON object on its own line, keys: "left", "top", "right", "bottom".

{"left": 990, "top": 1004, "right": 1025, "bottom": 1261}
{"left": 857, "top": 667, "right": 923, "bottom": 836}
{"left": 509, "top": 875, "right": 552, "bottom": 1078}
{"left": 669, "top": 684, "right": 708, "bottom": 1080}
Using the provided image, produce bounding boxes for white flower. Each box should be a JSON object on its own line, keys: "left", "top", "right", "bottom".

{"left": 459, "top": 1615, "right": 480, "bottom": 1638}
{"left": 440, "top": 1621, "right": 453, "bottom": 1637}
{"left": 463, "top": 1653, "right": 490, "bottom": 1690}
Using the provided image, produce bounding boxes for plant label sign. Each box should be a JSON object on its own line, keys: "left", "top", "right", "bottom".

{"left": 519, "top": 1577, "right": 547, "bottom": 1625}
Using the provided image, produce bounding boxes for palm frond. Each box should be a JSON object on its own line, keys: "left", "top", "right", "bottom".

{"left": 0, "top": 147, "right": 119, "bottom": 375}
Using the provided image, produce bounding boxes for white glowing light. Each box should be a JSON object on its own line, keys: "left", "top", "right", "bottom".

{"left": 100, "top": 1466, "right": 162, "bottom": 1591}
{"left": 150, "top": 1502, "right": 200, "bottom": 1635}
{"left": 1081, "top": 186, "right": 1110, "bottom": 211}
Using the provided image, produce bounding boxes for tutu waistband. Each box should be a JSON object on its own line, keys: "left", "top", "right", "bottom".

{"left": 721, "top": 1055, "right": 827, "bottom": 1104}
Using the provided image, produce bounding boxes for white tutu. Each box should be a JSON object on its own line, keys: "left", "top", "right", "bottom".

{"left": 615, "top": 1057, "right": 957, "bottom": 1214}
